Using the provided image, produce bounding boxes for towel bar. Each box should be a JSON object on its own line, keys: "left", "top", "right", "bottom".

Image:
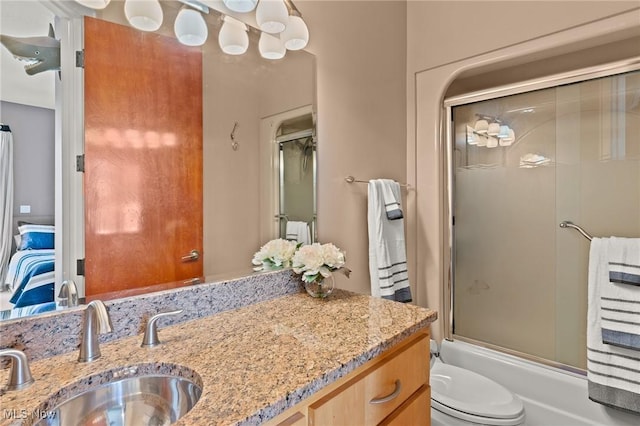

{"left": 559, "top": 221, "right": 593, "bottom": 241}
{"left": 345, "top": 176, "right": 410, "bottom": 188}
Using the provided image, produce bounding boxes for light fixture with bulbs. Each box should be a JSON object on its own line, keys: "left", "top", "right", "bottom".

{"left": 124, "top": 0, "right": 164, "bottom": 32}
{"left": 223, "top": 0, "right": 258, "bottom": 13}
{"left": 259, "top": 32, "right": 285, "bottom": 59}
{"left": 218, "top": 16, "right": 249, "bottom": 55}
{"left": 174, "top": 5, "right": 208, "bottom": 46}
{"left": 75, "top": 0, "right": 111, "bottom": 9}
{"left": 468, "top": 114, "right": 516, "bottom": 148}
{"left": 76, "top": 0, "right": 309, "bottom": 60}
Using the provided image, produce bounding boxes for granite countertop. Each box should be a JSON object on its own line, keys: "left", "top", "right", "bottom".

{"left": 0, "top": 290, "right": 437, "bottom": 425}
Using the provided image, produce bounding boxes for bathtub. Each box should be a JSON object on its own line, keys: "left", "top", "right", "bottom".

{"left": 437, "top": 340, "right": 640, "bottom": 426}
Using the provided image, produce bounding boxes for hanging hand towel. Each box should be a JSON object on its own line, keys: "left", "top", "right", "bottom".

{"left": 367, "top": 179, "right": 412, "bottom": 303}
{"left": 602, "top": 237, "right": 640, "bottom": 350}
{"left": 380, "top": 179, "right": 403, "bottom": 220}
{"left": 587, "top": 238, "right": 640, "bottom": 414}
{"left": 285, "top": 221, "right": 311, "bottom": 245}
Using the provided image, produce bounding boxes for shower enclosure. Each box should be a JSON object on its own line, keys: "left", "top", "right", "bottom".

{"left": 446, "top": 68, "right": 640, "bottom": 370}
{"left": 276, "top": 129, "right": 317, "bottom": 243}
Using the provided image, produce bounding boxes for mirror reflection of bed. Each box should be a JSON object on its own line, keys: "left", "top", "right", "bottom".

{"left": 0, "top": 113, "right": 56, "bottom": 318}
{"left": 0, "top": 1, "right": 57, "bottom": 318}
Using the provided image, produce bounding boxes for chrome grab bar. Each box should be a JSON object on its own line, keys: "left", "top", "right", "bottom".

{"left": 559, "top": 221, "right": 593, "bottom": 241}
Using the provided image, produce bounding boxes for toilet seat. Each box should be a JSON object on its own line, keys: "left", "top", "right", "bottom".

{"left": 431, "top": 359, "right": 525, "bottom": 425}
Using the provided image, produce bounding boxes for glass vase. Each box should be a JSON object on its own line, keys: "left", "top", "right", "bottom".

{"left": 303, "top": 273, "right": 335, "bottom": 298}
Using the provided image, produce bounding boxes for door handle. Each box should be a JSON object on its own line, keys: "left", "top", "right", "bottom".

{"left": 181, "top": 250, "right": 200, "bottom": 262}
{"left": 183, "top": 278, "right": 201, "bottom": 286}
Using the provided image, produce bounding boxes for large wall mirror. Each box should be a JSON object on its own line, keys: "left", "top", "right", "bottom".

{"left": 0, "top": 0, "right": 316, "bottom": 320}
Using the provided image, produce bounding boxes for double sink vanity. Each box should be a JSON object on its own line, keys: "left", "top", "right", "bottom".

{"left": 0, "top": 270, "right": 436, "bottom": 425}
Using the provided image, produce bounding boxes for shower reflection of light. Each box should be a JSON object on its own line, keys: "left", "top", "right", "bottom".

{"left": 145, "top": 131, "right": 161, "bottom": 149}
{"left": 105, "top": 128, "right": 125, "bottom": 149}
{"left": 125, "top": 129, "right": 144, "bottom": 149}
{"left": 162, "top": 132, "right": 177, "bottom": 147}
{"left": 466, "top": 126, "right": 477, "bottom": 145}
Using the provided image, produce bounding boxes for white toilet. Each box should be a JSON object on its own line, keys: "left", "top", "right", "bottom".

{"left": 430, "top": 351, "right": 525, "bottom": 426}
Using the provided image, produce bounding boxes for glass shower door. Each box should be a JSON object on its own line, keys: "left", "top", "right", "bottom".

{"left": 277, "top": 134, "right": 316, "bottom": 244}
{"left": 450, "top": 70, "right": 640, "bottom": 370}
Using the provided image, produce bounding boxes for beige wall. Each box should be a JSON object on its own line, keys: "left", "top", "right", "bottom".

{"left": 407, "top": 1, "right": 640, "bottom": 340}
{"left": 202, "top": 36, "right": 314, "bottom": 279}
{"left": 300, "top": 1, "right": 409, "bottom": 296}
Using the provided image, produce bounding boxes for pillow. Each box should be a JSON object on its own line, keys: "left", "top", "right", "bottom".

{"left": 14, "top": 234, "right": 21, "bottom": 247}
{"left": 18, "top": 224, "right": 55, "bottom": 250}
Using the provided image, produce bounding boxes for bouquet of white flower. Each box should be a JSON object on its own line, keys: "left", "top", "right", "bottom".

{"left": 291, "top": 242, "right": 349, "bottom": 284}
{"left": 252, "top": 239, "right": 299, "bottom": 271}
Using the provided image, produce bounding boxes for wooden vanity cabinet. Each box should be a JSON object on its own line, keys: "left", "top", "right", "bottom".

{"left": 267, "top": 330, "right": 430, "bottom": 426}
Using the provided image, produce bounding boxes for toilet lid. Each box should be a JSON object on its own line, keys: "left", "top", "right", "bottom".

{"left": 431, "top": 360, "right": 524, "bottom": 421}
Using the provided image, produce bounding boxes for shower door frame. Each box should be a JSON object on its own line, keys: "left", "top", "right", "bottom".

{"left": 442, "top": 57, "right": 640, "bottom": 374}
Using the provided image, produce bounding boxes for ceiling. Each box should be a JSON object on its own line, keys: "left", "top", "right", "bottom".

{"left": 0, "top": 1, "right": 56, "bottom": 109}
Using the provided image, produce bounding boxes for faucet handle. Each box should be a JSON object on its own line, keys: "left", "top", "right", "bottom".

{"left": 141, "top": 309, "right": 183, "bottom": 347}
{"left": 0, "top": 349, "right": 34, "bottom": 391}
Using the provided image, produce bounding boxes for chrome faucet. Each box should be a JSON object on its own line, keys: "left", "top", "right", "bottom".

{"left": 0, "top": 349, "right": 34, "bottom": 391}
{"left": 78, "top": 300, "right": 112, "bottom": 362}
{"left": 141, "top": 310, "right": 183, "bottom": 347}
{"left": 58, "top": 279, "right": 79, "bottom": 307}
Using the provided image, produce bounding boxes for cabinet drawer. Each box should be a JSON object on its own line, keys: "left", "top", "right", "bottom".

{"left": 275, "top": 411, "right": 306, "bottom": 426}
{"left": 309, "top": 334, "right": 429, "bottom": 426}
{"left": 379, "top": 385, "right": 430, "bottom": 426}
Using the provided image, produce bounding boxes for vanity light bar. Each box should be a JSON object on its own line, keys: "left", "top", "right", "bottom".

{"left": 177, "top": 0, "right": 210, "bottom": 14}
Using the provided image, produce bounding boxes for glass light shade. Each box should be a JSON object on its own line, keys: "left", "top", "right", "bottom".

{"left": 474, "top": 119, "right": 489, "bottom": 134}
{"left": 280, "top": 15, "right": 309, "bottom": 50}
{"left": 497, "top": 125, "right": 510, "bottom": 138}
{"left": 487, "top": 136, "right": 498, "bottom": 148}
{"left": 466, "top": 126, "right": 477, "bottom": 145}
{"left": 256, "top": 0, "right": 288, "bottom": 33}
{"left": 218, "top": 17, "right": 249, "bottom": 55}
{"left": 259, "top": 32, "right": 286, "bottom": 60}
{"left": 500, "top": 129, "right": 515, "bottom": 146}
{"left": 174, "top": 7, "right": 208, "bottom": 46}
{"left": 476, "top": 135, "right": 488, "bottom": 147}
{"left": 124, "top": 0, "right": 163, "bottom": 32}
{"left": 75, "top": 0, "right": 111, "bottom": 9}
{"left": 487, "top": 122, "right": 501, "bottom": 136}
{"left": 223, "top": 0, "right": 258, "bottom": 13}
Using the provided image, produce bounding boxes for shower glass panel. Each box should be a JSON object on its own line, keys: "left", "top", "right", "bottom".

{"left": 278, "top": 134, "right": 316, "bottom": 243}
{"left": 451, "top": 70, "right": 640, "bottom": 370}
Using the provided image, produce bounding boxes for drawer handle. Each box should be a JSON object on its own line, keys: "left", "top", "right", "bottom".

{"left": 369, "top": 379, "right": 402, "bottom": 404}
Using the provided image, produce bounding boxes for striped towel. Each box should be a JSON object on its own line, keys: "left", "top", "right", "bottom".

{"left": 285, "top": 221, "right": 311, "bottom": 245}
{"left": 367, "top": 180, "right": 411, "bottom": 303}
{"left": 380, "top": 179, "right": 403, "bottom": 220}
{"left": 602, "top": 237, "right": 640, "bottom": 350}
{"left": 587, "top": 238, "right": 640, "bottom": 414}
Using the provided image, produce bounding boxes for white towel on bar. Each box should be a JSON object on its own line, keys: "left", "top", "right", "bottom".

{"left": 587, "top": 238, "right": 640, "bottom": 413}
{"left": 285, "top": 221, "right": 310, "bottom": 245}
{"left": 367, "top": 179, "right": 412, "bottom": 302}
{"left": 380, "top": 179, "right": 403, "bottom": 220}
{"left": 602, "top": 237, "right": 640, "bottom": 350}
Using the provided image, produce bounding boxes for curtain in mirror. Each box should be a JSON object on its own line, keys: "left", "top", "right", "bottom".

{"left": 0, "top": 125, "right": 13, "bottom": 287}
